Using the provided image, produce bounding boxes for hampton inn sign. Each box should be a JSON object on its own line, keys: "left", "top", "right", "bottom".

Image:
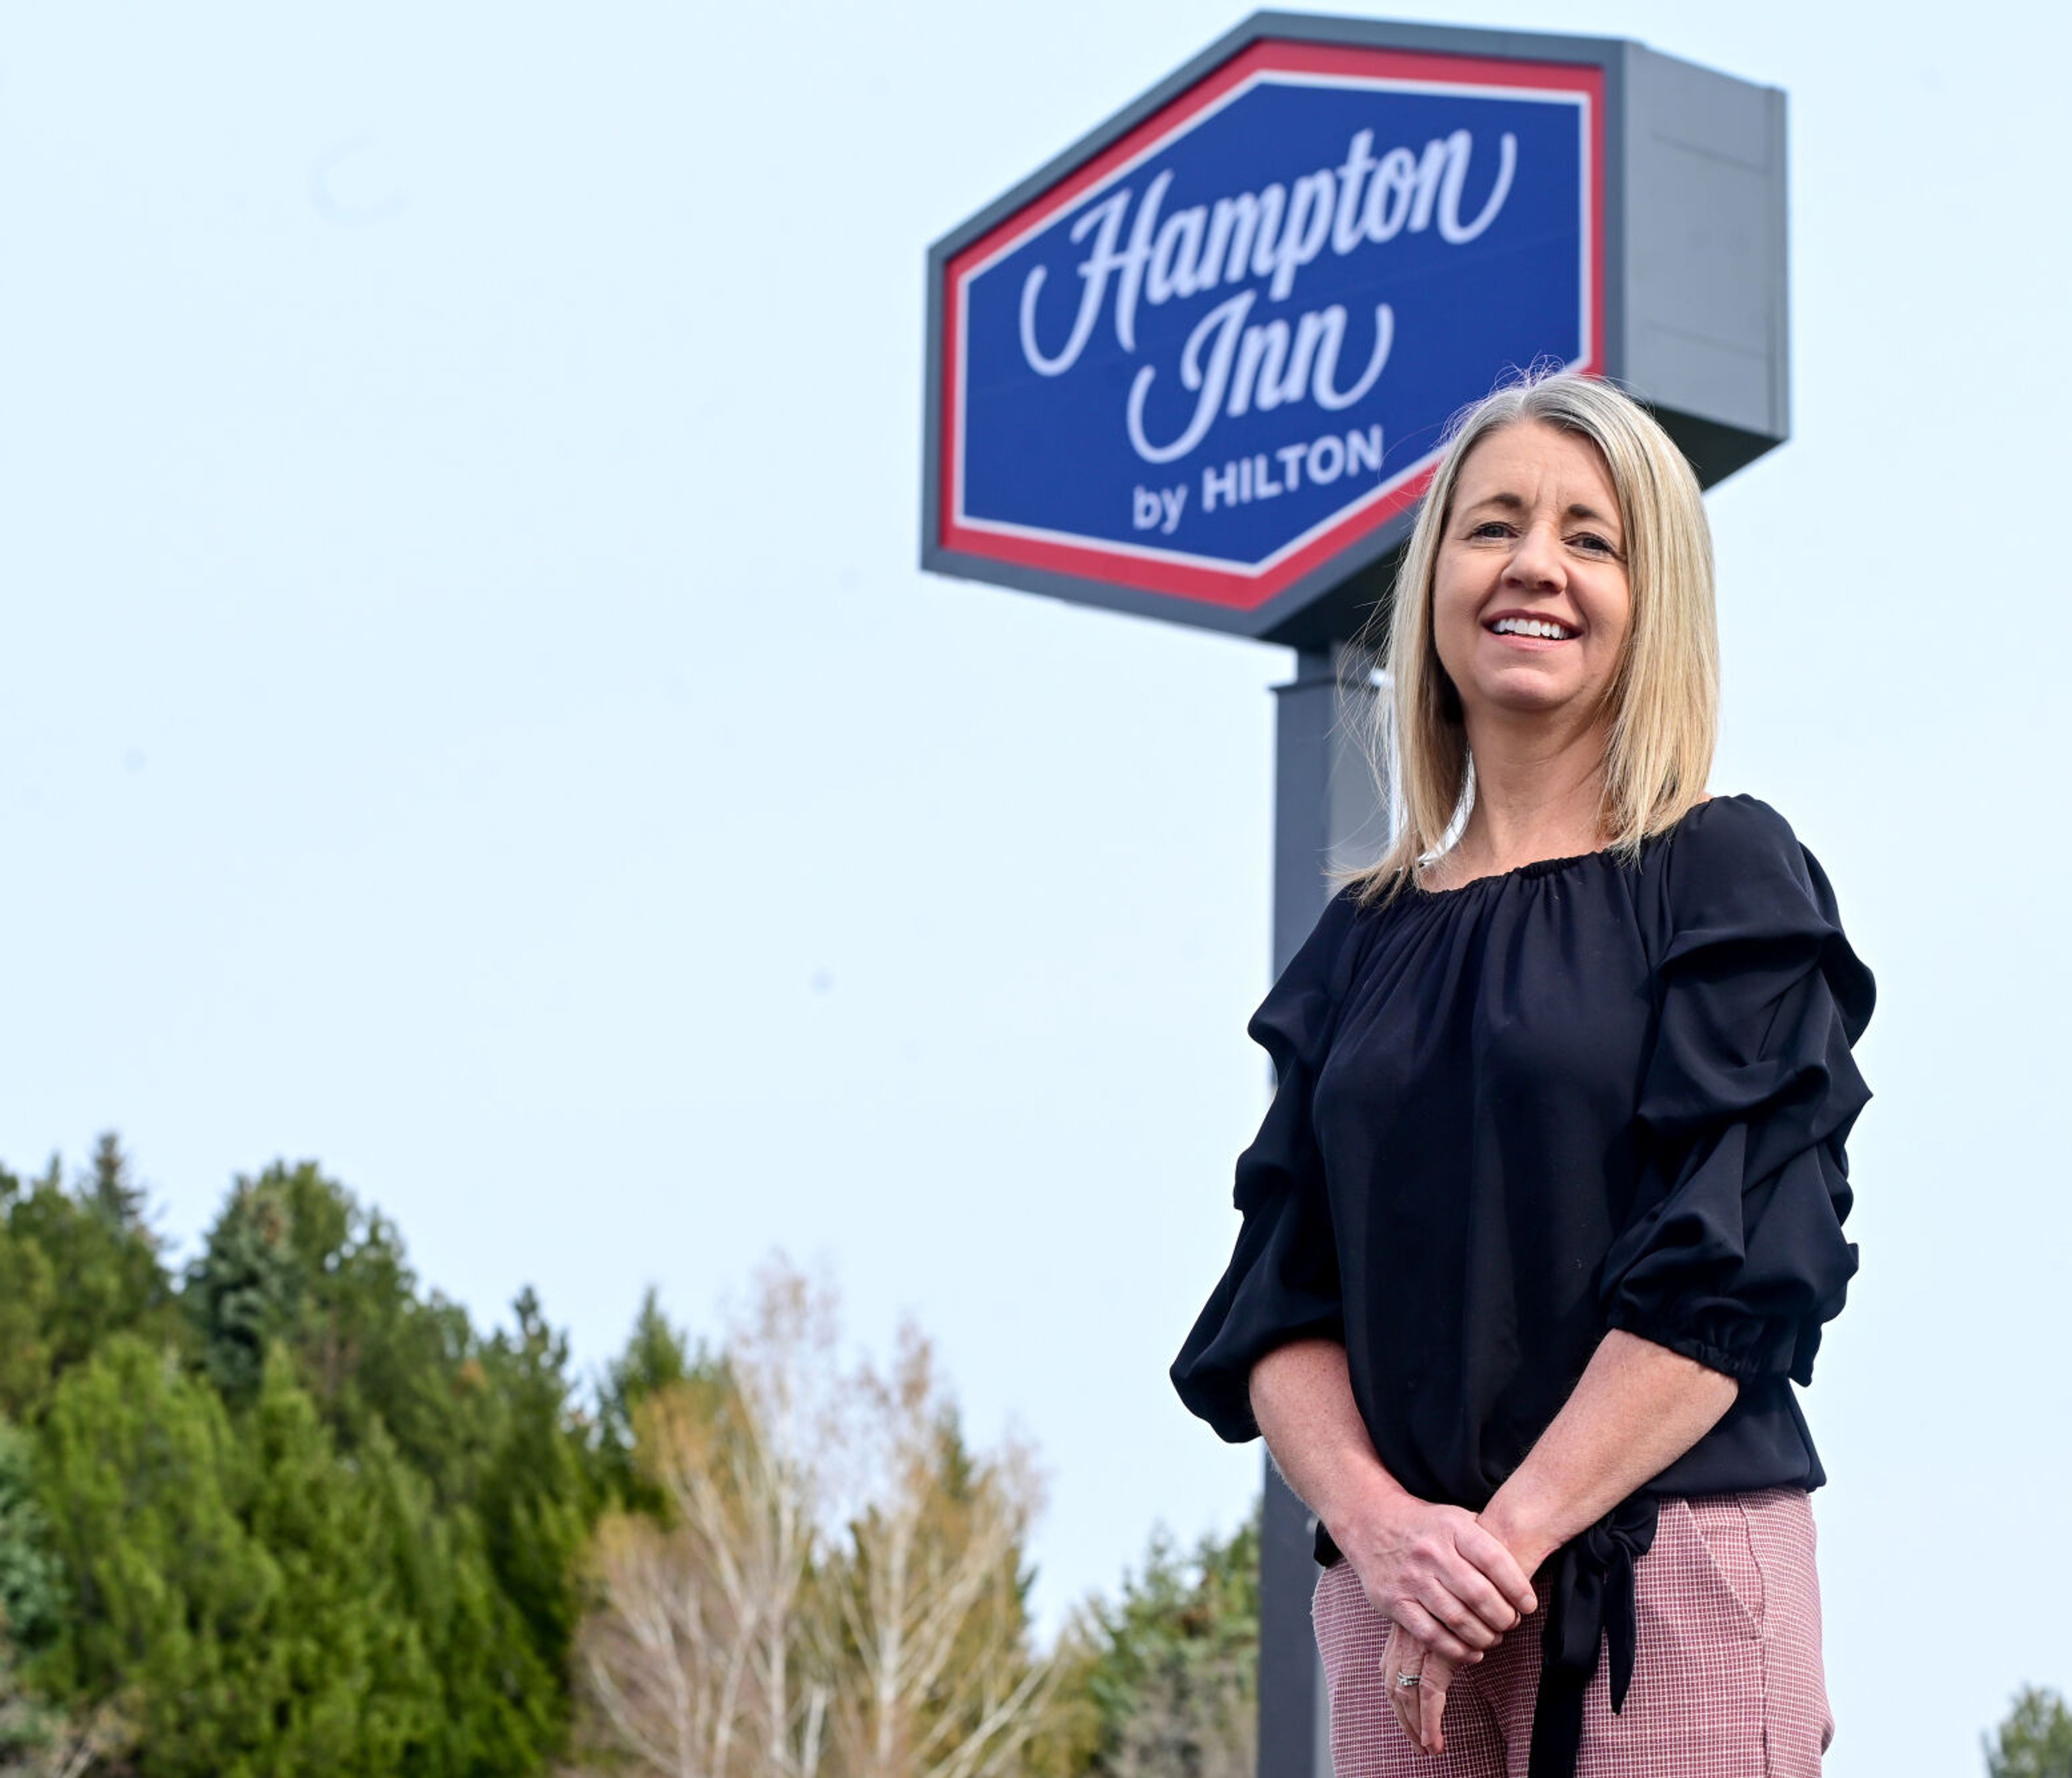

{"left": 922, "top": 13, "right": 1790, "bottom": 647}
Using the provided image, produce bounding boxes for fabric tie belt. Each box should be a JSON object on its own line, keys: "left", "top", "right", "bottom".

{"left": 1528, "top": 1493, "right": 1659, "bottom": 1778}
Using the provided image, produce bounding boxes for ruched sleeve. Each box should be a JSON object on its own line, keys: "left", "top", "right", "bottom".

{"left": 1170, "top": 891, "right": 1364, "bottom": 1441}
{"left": 1600, "top": 799, "right": 1875, "bottom": 1385}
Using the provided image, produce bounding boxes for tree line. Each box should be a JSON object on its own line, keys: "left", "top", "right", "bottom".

{"left": 2, "top": 1138, "right": 2057, "bottom": 1775}
{"left": 0, "top": 1140, "right": 1257, "bottom": 1777}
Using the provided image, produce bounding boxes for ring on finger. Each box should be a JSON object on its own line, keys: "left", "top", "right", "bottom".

{"left": 1395, "top": 1672, "right": 1422, "bottom": 1689}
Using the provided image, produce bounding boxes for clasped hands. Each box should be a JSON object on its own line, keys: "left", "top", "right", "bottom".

{"left": 1341, "top": 1497, "right": 1542, "bottom": 1758}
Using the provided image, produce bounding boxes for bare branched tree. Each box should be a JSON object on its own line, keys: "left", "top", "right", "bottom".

{"left": 576, "top": 1262, "right": 843, "bottom": 1778}
{"left": 574, "top": 1260, "right": 1057, "bottom": 1778}
{"left": 823, "top": 1325, "right": 1056, "bottom": 1778}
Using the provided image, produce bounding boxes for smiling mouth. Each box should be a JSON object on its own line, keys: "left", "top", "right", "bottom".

{"left": 1488, "top": 617, "right": 1579, "bottom": 641}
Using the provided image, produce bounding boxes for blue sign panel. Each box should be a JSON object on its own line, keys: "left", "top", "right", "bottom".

{"left": 929, "top": 38, "right": 1604, "bottom": 625}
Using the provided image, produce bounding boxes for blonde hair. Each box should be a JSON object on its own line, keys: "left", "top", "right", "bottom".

{"left": 1346, "top": 372, "right": 1718, "bottom": 904}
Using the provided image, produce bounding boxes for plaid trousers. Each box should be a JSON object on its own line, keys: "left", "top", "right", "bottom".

{"left": 1312, "top": 1488, "right": 1834, "bottom": 1778}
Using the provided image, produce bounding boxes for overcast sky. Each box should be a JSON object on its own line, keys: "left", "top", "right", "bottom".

{"left": 1, "top": 1, "right": 2065, "bottom": 1770}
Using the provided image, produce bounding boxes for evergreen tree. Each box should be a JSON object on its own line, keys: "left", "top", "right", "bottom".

{"left": 185, "top": 1160, "right": 454, "bottom": 1451}
{"left": 185, "top": 1173, "right": 304, "bottom": 1406}
{"left": 0, "top": 1421, "right": 67, "bottom": 1772}
{"left": 32, "top": 1334, "right": 278, "bottom": 1774}
{"left": 0, "top": 1156, "right": 176, "bottom": 1418}
{"left": 85, "top": 1134, "right": 148, "bottom": 1232}
{"left": 1032, "top": 1512, "right": 1260, "bottom": 1778}
{"left": 0, "top": 1203, "right": 54, "bottom": 1426}
{"left": 237, "top": 1348, "right": 442, "bottom": 1775}
{"left": 183, "top": 1164, "right": 592, "bottom": 1773}
{"left": 595, "top": 1285, "right": 699, "bottom": 1511}
{"left": 184, "top": 1161, "right": 592, "bottom": 1526}
{"left": 1988, "top": 1687, "right": 2072, "bottom": 1778}
{"left": 0, "top": 1425, "right": 59, "bottom": 1657}
{"left": 474, "top": 1288, "right": 595, "bottom": 1689}
{"left": 376, "top": 1477, "right": 560, "bottom": 1778}
{"left": 33, "top": 1312, "right": 569, "bottom": 1777}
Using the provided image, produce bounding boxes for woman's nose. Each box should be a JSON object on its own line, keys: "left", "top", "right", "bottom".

{"left": 1504, "top": 519, "right": 1565, "bottom": 590}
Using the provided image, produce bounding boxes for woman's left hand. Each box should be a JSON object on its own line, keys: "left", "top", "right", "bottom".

{"left": 1381, "top": 1622, "right": 1463, "bottom": 1755}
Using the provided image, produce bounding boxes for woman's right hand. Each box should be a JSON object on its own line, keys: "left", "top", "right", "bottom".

{"left": 1335, "top": 1492, "right": 1538, "bottom": 1664}
{"left": 1244, "top": 1342, "right": 1536, "bottom": 1661}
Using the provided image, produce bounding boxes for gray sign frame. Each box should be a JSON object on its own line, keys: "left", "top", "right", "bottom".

{"left": 921, "top": 11, "right": 1788, "bottom": 648}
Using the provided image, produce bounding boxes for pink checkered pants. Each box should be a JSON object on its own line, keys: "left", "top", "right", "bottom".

{"left": 1312, "top": 1489, "right": 1834, "bottom": 1777}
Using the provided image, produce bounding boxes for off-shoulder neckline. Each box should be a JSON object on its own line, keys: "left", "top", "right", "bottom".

{"left": 1408, "top": 794, "right": 1732, "bottom": 900}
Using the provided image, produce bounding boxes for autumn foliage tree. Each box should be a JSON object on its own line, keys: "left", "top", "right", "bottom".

{"left": 572, "top": 1263, "right": 1058, "bottom": 1778}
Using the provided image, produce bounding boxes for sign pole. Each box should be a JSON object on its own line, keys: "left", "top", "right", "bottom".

{"left": 1265, "top": 644, "right": 1388, "bottom": 1778}
{"left": 1258, "top": 1463, "right": 1330, "bottom": 1778}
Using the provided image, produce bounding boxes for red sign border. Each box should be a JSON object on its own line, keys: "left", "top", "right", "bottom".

{"left": 935, "top": 39, "right": 1606, "bottom": 614}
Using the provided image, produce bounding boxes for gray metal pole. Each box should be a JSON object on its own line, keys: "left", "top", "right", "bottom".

{"left": 1258, "top": 643, "right": 1389, "bottom": 1778}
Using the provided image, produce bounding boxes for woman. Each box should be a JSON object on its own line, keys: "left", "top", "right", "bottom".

{"left": 1171, "top": 373, "right": 1873, "bottom": 1778}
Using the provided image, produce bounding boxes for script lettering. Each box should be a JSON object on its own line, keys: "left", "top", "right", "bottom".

{"left": 1014, "top": 127, "right": 1517, "bottom": 462}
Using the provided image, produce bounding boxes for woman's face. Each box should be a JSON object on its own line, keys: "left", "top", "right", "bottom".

{"left": 1430, "top": 420, "right": 1632, "bottom": 729}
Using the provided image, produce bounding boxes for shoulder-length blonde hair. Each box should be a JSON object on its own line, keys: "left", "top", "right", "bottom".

{"left": 1346, "top": 372, "right": 1719, "bottom": 904}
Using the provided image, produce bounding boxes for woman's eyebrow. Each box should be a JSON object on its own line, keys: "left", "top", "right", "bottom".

{"left": 1459, "top": 491, "right": 1619, "bottom": 529}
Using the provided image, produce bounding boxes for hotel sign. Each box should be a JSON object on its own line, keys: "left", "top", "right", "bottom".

{"left": 921, "top": 16, "right": 1790, "bottom": 645}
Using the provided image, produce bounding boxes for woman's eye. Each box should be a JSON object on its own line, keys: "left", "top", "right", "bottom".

{"left": 1467, "top": 521, "right": 1512, "bottom": 540}
{"left": 1571, "top": 533, "right": 1618, "bottom": 556}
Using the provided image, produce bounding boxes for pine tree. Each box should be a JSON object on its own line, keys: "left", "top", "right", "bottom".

{"left": 0, "top": 1420, "right": 67, "bottom": 1771}
{"left": 32, "top": 1311, "right": 571, "bottom": 1777}
{"left": 1987, "top": 1687, "right": 2072, "bottom": 1778}
{"left": 0, "top": 1191, "right": 55, "bottom": 1424}
{"left": 185, "top": 1174, "right": 304, "bottom": 1406}
{"left": 474, "top": 1288, "right": 596, "bottom": 1690}
{"left": 0, "top": 1154, "right": 176, "bottom": 1418}
{"left": 84, "top": 1134, "right": 148, "bottom": 1232}
{"left": 182, "top": 1164, "right": 592, "bottom": 1773}
{"left": 237, "top": 1348, "right": 442, "bottom": 1775}
{"left": 32, "top": 1334, "right": 279, "bottom": 1775}
{"left": 1033, "top": 1511, "right": 1260, "bottom": 1778}
{"left": 596, "top": 1286, "right": 700, "bottom": 1512}
{"left": 0, "top": 1424, "right": 59, "bottom": 1659}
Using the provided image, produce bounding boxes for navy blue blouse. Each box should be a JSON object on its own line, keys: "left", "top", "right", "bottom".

{"left": 1172, "top": 796, "right": 1875, "bottom": 1775}
{"left": 1171, "top": 793, "right": 1875, "bottom": 1516}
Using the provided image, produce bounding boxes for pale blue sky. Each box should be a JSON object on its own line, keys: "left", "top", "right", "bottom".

{"left": 1, "top": 2, "right": 2064, "bottom": 1770}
